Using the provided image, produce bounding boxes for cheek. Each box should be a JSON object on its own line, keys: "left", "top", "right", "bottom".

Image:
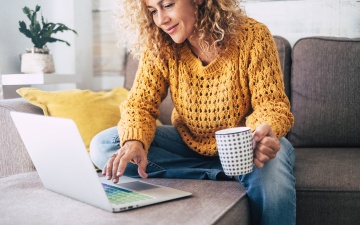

{"left": 149, "top": 14, "right": 159, "bottom": 27}
{"left": 153, "top": 20, "right": 160, "bottom": 28}
{"left": 185, "top": 18, "right": 197, "bottom": 34}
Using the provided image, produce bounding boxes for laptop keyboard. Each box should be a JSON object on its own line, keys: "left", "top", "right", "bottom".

{"left": 102, "top": 183, "right": 153, "bottom": 205}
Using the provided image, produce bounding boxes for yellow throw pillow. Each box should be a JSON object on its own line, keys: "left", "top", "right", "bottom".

{"left": 16, "top": 87, "right": 162, "bottom": 153}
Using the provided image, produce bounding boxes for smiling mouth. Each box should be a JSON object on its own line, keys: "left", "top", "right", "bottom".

{"left": 166, "top": 24, "right": 178, "bottom": 34}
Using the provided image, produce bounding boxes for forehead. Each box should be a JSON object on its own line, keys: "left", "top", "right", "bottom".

{"left": 141, "top": 0, "right": 197, "bottom": 7}
{"left": 145, "top": 0, "right": 190, "bottom": 7}
{"left": 144, "top": 0, "right": 162, "bottom": 6}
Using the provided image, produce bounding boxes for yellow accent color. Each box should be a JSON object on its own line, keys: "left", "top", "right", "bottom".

{"left": 17, "top": 87, "right": 162, "bottom": 153}
{"left": 118, "top": 18, "right": 294, "bottom": 156}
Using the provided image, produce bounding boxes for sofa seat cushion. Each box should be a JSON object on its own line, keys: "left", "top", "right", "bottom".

{"left": 0, "top": 98, "right": 43, "bottom": 178}
{"left": 294, "top": 148, "right": 360, "bottom": 191}
{"left": 0, "top": 172, "right": 250, "bottom": 225}
{"left": 294, "top": 147, "right": 360, "bottom": 225}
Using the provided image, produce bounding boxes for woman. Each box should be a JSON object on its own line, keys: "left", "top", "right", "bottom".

{"left": 90, "top": 0, "right": 296, "bottom": 224}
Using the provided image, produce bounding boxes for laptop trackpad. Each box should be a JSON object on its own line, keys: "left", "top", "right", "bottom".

{"left": 118, "top": 181, "right": 159, "bottom": 191}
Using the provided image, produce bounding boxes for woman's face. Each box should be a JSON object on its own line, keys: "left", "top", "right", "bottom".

{"left": 145, "top": 0, "right": 199, "bottom": 44}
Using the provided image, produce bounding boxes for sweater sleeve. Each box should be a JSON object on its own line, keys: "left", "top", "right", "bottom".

{"left": 118, "top": 52, "right": 169, "bottom": 152}
{"left": 245, "top": 23, "right": 294, "bottom": 137}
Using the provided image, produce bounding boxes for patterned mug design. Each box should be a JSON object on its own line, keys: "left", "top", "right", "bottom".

{"left": 215, "top": 127, "right": 254, "bottom": 176}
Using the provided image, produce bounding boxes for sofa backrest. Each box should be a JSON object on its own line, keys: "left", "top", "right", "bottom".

{"left": 287, "top": 37, "right": 360, "bottom": 147}
{"left": 124, "top": 36, "right": 292, "bottom": 125}
{"left": 273, "top": 35, "right": 292, "bottom": 99}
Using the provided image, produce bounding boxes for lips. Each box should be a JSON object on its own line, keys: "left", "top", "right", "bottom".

{"left": 165, "top": 24, "right": 178, "bottom": 35}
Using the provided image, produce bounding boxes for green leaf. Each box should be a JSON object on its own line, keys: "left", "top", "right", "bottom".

{"left": 49, "top": 23, "right": 78, "bottom": 35}
{"left": 41, "top": 14, "right": 46, "bottom": 27}
{"left": 31, "top": 36, "right": 42, "bottom": 48}
{"left": 19, "top": 5, "right": 77, "bottom": 48}
{"left": 23, "top": 7, "right": 30, "bottom": 15}
{"left": 31, "top": 12, "right": 38, "bottom": 27}
{"left": 19, "top": 21, "right": 33, "bottom": 39}
{"left": 35, "top": 5, "right": 41, "bottom": 12}
{"left": 34, "top": 22, "right": 41, "bottom": 33}
{"left": 47, "top": 37, "right": 71, "bottom": 46}
{"left": 18, "top": 21, "right": 27, "bottom": 30}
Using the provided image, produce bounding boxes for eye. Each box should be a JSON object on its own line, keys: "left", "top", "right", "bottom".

{"left": 149, "top": 9, "right": 157, "bottom": 15}
{"left": 164, "top": 3, "right": 174, "bottom": 9}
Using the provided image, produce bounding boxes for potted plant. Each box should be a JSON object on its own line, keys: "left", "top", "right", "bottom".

{"left": 18, "top": 5, "right": 77, "bottom": 73}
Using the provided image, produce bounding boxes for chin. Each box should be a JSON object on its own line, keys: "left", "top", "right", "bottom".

{"left": 170, "top": 35, "right": 186, "bottom": 44}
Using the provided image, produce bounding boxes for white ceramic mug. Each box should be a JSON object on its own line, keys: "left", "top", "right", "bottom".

{"left": 215, "top": 127, "right": 254, "bottom": 176}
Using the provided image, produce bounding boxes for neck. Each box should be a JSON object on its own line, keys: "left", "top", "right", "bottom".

{"left": 187, "top": 40, "right": 215, "bottom": 66}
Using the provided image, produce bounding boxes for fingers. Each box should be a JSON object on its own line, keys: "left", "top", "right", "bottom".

{"left": 138, "top": 158, "right": 148, "bottom": 179}
{"left": 112, "top": 152, "right": 125, "bottom": 183}
{"left": 114, "top": 153, "right": 134, "bottom": 182}
{"left": 102, "top": 153, "right": 118, "bottom": 179}
{"left": 111, "top": 154, "right": 148, "bottom": 182}
{"left": 254, "top": 133, "right": 280, "bottom": 168}
{"left": 253, "top": 137, "right": 278, "bottom": 168}
{"left": 254, "top": 157, "right": 265, "bottom": 169}
{"left": 252, "top": 123, "right": 276, "bottom": 142}
{"left": 104, "top": 151, "right": 136, "bottom": 183}
{"left": 103, "top": 141, "right": 148, "bottom": 183}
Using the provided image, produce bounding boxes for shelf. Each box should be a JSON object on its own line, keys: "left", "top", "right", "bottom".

{"left": 1, "top": 74, "right": 79, "bottom": 85}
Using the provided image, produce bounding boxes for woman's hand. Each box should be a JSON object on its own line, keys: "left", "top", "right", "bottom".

{"left": 252, "top": 124, "right": 281, "bottom": 168}
{"left": 102, "top": 140, "right": 148, "bottom": 183}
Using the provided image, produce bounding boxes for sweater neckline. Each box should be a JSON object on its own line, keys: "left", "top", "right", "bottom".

{"left": 180, "top": 42, "right": 239, "bottom": 74}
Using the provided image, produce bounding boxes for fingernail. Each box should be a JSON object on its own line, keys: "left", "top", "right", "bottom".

{"left": 113, "top": 179, "right": 118, "bottom": 183}
{"left": 116, "top": 172, "right": 121, "bottom": 176}
{"left": 107, "top": 175, "right": 111, "bottom": 180}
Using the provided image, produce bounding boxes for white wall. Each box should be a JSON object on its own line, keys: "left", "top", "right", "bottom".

{"left": 92, "top": 0, "right": 125, "bottom": 91}
{"left": 1, "top": 0, "right": 359, "bottom": 97}
{"left": 73, "top": 0, "right": 93, "bottom": 89}
{"left": 0, "top": 0, "right": 92, "bottom": 97}
{"left": 242, "top": 0, "right": 360, "bottom": 46}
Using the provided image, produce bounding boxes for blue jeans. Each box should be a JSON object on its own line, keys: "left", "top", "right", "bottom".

{"left": 90, "top": 125, "right": 296, "bottom": 225}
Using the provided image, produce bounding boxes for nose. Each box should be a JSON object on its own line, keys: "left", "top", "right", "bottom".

{"left": 156, "top": 11, "right": 170, "bottom": 25}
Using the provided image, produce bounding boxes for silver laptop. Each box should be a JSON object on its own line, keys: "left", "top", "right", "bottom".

{"left": 10, "top": 111, "right": 192, "bottom": 213}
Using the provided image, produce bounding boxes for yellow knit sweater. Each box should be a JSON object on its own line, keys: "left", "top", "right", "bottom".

{"left": 118, "top": 18, "right": 294, "bottom": 156}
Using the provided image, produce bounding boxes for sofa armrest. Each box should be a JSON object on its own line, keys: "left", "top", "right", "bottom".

{"left": 0, "top": 98, "right": 43, "bottom": 178}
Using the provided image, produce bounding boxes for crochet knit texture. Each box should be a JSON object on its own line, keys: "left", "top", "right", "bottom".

{"left": 118, "top": 18, "right": 294, "bottom": 156}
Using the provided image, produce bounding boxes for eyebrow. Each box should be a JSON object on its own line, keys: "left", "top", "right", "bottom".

{"left": 146, "top": 0, "right": 164, "bottom": 9}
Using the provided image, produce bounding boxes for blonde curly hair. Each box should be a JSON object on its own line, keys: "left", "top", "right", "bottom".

{"left": 115, "top": 0, "right": 246, "bottom": 61}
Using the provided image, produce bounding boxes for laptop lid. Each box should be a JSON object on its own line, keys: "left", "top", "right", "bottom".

{"left": 10, "top": 112, "right": 192, "bottom": 212}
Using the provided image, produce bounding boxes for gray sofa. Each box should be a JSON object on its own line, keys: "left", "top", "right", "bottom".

{"left": 1, "top": 36, "right": 359, "bottom": 225}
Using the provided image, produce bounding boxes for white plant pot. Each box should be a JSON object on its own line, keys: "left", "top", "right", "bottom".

{"left": 20, "top": 53, "right": 55, "bottom": 74}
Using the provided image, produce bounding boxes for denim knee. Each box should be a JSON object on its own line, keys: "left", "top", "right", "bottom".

{"left": 239, "top": 137, "right": 296, "bottom": 225}
{"left": 89, "top": 126, "right": 119, "bottom": 170}
{"left": 242, "top": 137, "right": 295, "bottom": 193}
